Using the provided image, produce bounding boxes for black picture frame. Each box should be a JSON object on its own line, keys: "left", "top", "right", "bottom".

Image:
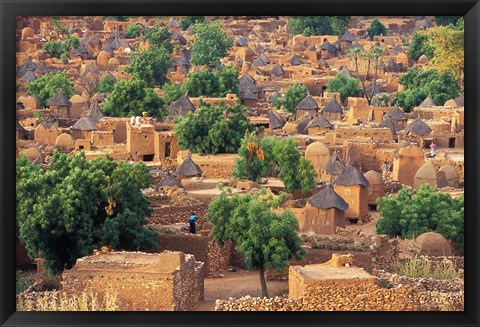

{"left": 1, "top": 1, "right": 479, "bottom": 326}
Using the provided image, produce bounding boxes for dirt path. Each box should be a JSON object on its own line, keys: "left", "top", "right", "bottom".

{"left": 194, "top": 270, "right": 288, "bottom": 311}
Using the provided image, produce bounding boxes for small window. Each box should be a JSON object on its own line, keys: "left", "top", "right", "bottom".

{"left": 79, "top": 145, "right": 84, "bottom": 150}
{"left": 143, "top": 154, "right": 154, "bottom": 162}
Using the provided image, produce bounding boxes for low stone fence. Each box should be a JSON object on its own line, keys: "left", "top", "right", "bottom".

{"left": 149, "top": 203, "right": 209, "bottom": 225}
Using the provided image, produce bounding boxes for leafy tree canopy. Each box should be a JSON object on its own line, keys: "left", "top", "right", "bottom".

{"left": 180, "top": 16, "right": 205, "bottom": 30}
{"left": 272, "top": 83, "right": 308, "bottom": 114}
{"left": 16, "top": 151, "right": 158, "bottom": 275}
{"left": 96, "top": 74, "right": 117, "bottom": 93}
{"left": 288, "top": 16, "right": 351, "bottom": 36}
{"left": 142, "top": 25, "right": 173, "bottom": 53}
{"left": 408, "top": 31, "right": 435, "bottom": 61}
{"left": 26, "top": 70, "right": 74, "bottom": 108}
{"left": 326, "top": 73, "right": 362, "bottom": 102}
{"left": 371, "top": 92, "right": 394, "bottom": 107}
{"left": 174, "top": 101, "right": 251, "bottom": 154}
{"left": 102, "top": 77, "right": 167, "bottom": 120}
{"left": 43, "top": 36, "right": 79, "bottom": 60}
{"left": 183, "top": 65, "right": 239, "bottom": 97}
{"left": 124, "top": 23, "right": 142, "bottom": 39}
{"left": 233, "top": 133, "right": 316, "bottom": 194}
{"left": 376, "top": 184, "right": 464, "bottom": 249}
{"left": 206, "top": 187, "right": 305, "bottom": 297}
{"left": 191, "top": 22, "right": 233, "bottom": 66}
{"left": 125, "top": 44, "right": 173, "bottom": 88}
{"left": 394, "top": 68, "right": 461, "bottom": 111}
{"left": 367, "top": 18, "right": 388, "bottom": 40}
{"left": 162, "top": 82, "right": 187, "bottom": 105}
{"left": 435, "top": 16, "right": 462, "bottom": 26}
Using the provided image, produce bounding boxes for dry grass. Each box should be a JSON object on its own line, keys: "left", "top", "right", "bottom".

{"left": 394, "top": 257, "right": 458, "bottom": 280}
{"left": 17, "top": 289, "right": 119, "bottom": 311}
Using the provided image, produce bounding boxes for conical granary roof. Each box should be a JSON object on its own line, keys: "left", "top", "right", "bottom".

{"left": 334, "top": 163, "right": 369, "bottom": 187}
{"left": 308, "top": 185, "right": 349, "bottom": 210}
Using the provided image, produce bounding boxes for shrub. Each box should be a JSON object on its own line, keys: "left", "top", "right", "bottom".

{"left": 393, "top": 257, "right": 458, "bottom": 280}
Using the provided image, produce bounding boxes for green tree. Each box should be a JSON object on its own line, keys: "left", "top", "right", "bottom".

{"left": 408, "top": 32, "right": 435, "bottom": 61}
{"left": 233, "top": 135, "right": 315, "bottom": 195}
{"left": 367, "top": 18, "right": 388, "bottom": 40}
{"left": 180, "top": 16, "right": 205, "bottom": 30}
{"left": 96, "top": 74, "right": 117, "bottom": 93}
{"left": 126, "top": 44, "right": 172, "bottom": 88}
{"left": 43, "top": 37, "right": 79, "bottom": 59}
{"left": 435, "top": 16, "right": 462, "bottom": 26}
{"left": 102, "top": 78, "right": 167, "bottom": 119}
{"left": 206, "top": 188, "right": 305, "bottom": 297}
{"left": 174, "top": 101, "right": 251, "bottom": 154}
{"left": 162, "top": 82, "right": 187, "bottom": 105}
{"left": 142, "top": 25, "right": 173, "bottom": 53}
{"left": 16, "top": 152, "right": 158, "bottom": 275}
{"left": 102, "top": 16, "right": 129, "bottom": 22}
{"left": 376, "top": 184, "right": 464, "bottom": 249}
{"left": 272, "top": 83, "right": 308, "bottom": 114}
{"left": 191, "top": 22, "right": 233, "bottom": 66}
{"left": 183, "top": 69, "right": 219, "bottom": 97}
{"left": 217, "top": 65, "right": 240, "bottom": 96}
{"left": 347, "top": 46, "right": 386, "bottom": 104}
{"left": 326, "top": 73, "right": 362, "bottom": 102}
{"left": 288, "top": 16, "right": 351, "bottom": 36}
{"left": 371, "top": 92, "right": 394, "bottom": 107}
{"left": 124, "top": 23, "right": 142, "bottom": 39}
{"left": 394, "top": 68, "right": 461, "bottom": 111}
{"left": 26, "top": 71, "right": 74, "bottom": 108}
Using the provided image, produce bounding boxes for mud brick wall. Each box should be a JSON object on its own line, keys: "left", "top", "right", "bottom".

{"left": 344, "top": 142, "right": 396, "bottom": 173}
{"left": 61, "top": 251, "right": 204, "bottom": 311}
{"left": 157, "top": 235, "right": 233, "bottom": 276}
{"left": 150, "top": 203, "right": 209, "bottom": 225}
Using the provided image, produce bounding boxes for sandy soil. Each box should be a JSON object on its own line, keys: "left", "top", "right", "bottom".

{"left": 194, "top": 270, "right": 289, "bottom": 311}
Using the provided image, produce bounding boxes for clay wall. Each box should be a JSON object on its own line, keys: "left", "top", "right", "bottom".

{"left": 157, "top": 234, "right": 232, "bottom": 277}
{"left": 90, "top": 131, "right": 114, "bottom": 147}
{"left": 344, "top": 142, "right": 397, "bottom": 173}
{"left": 154, "top": 132, "right": 179, "bottom": 161}
{"left": 97, "top": 118, "right": 128, "bottom": 144}
{"left": 349, "top": 107, "right": 390, "bottom": 122}
{"left": 335, "top": 127, "right": 393, "bottom": 141}
{"left": 297, "top": 206, "right": 345, "bottom": 234}
{"left": 34, "top": 125, "right": 59, "bottom": 145}
{"left": 126, "top": 123, "right": 155, "bottom": 161}
{"left": 61, "top": 251, "right": 204, "bottom": 311}
{"left": 333, "top": 185, "right": 368, "bottom": 219}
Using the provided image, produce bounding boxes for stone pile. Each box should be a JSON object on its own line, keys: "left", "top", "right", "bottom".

{"left": 206, "top": 240, "right": 233, "bottom": 276}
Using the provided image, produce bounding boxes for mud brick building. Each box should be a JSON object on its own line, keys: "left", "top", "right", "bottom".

{"left": 62, "top": 251, "right": 205, "bottom": 311}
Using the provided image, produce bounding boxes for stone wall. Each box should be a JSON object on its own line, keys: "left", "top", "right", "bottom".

{"left": 157, "top": 234, "right": 232, "bottom": 276}
{"left": 150, "top": 203, "right": 209, "bottom": 225}
{"left": 61, "top": 251, "right": 204, "bottom": 311}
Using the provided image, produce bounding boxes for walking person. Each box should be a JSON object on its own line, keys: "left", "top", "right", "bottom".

{"left": 430, "top": 140, "right": 437, "bottom": 158}
{"left": 188, "top": 212, "right": 198, "bottom": 235}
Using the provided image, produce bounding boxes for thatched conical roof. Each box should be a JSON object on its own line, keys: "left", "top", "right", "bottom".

{"left": 307, "top": 115, "right": 333, "bottom": 129}
{"left": 324, "top": 152, "right": 345, "bottom": 175}
{"left": 289, "top": 55, "right": 302, "bottom": 66}
{"left": 404, "top": 118, "right": 432, "bottom": 136}
{"left": 271, "top": 63, "right": 285, "bottom": 76}
{"left": 418, "top": 94, "right": 436, "bottom": 108}
{"left": 47, "top": 91, "right": 72, "bottom": 107}
{"left": 323, "top": 95, "right": 342, "bottom": 114}
{"left": 176, "top": 156, "right": 202, "bottom": 177}
{"left": 296, "top": 95, "right": 319, "bottom": 110}
{"left": 334, "top": 163, "right": 369, "bottom": 187}
{"left": 71, "top": 116, "right": 99, "bottom": 131}
{"left": 156, "top": 174, "right": 183, "bottom": 189}
{"left": 87, "top": 102, "right": 106, "bottom": 123}
{"left": 267, "top": 109, "right": 286, "bottom": 129}
{"left": 308, "top": 185, "right": 349, "bottom": 210}
{"left": 19, "top": 70, "right": 37, "bottom": 82}
{"left": 385, "top": 104, "right": 408, "bottom": 121}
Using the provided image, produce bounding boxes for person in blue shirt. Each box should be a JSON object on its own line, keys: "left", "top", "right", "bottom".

{"left": 188, "top": 212, "right": 198, "bottom": 234}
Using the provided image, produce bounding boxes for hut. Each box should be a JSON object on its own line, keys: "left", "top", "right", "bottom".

{"left": 300, "top": 185, "right": 348, "bottom": 234}
{"left": 320, "top": 40, "right": 337, "bottom": 59}
{"left": 288, "top": 54, "right": 302, "bottom": 66}
{"left": 384, "top": 104, "right": 408, "bottom": 130}
{"left": 167, "top": 95, "right": 196, "bottom": 117}
{"left": 176, "top": 155, "right": 202, "bottom": 180}
{"left": 418, "top": 94, "right": 436, "bottom": 108}
{"left": 295, "top": 118, "right": 311, "bottom": 135}
{"left": 306, "top": 115, "right": 333, "bottom": 135}
{"left": 322, "top": 95, "right": 343, "bottom": 121}
{"left": 438, "top": 165, "right": 459, "bottom": 188}
{"left": 392, "top": 144, "right": 425, "bottom": 187}
{"left": 403, "top": 118, "right": 432, "bottom": 138}
{"left": 364, "top": 170, "right": 385, "bottom": 207}
{"left": 55, "top": 133, "right": 75, "bottom": 151}
{"left": 19, "top": 71, "right": 37, "bottom": 83}
{"left": 322, "top": 151, "right": 345, "bottom": 183}
{"left": 305, "top": 142, "right": 330, "bottom": 182}
{"left": 444, "top": 93, "right": 464, "bottom": 108}
{"left": 339, "top": 32, "right": 355, "bottom": 50}
{"left": 87, "top": 102, "right": 106, "bottom": 123}
{"left": 267, "top": 109, "right": 286, "bottom": 130}
{"left": 333, "top": 164, "right": 369, "bottom": 220}
{"left": 377, "top": 117, "right": 398, "bottom": 142}
{"left": 34, "top": 120, "right": 59, "bottom": 145}
{"left": 270, "top": 63, "right": 285, "bottom": 79}
{"left": 338, "top": 66, "right": 354, "bottom": 78}
{"left": 414, "top": 161, "right": 442, "bottom": 189}
{"left": 296, "top": 95, "right": 319, "bottom": 119}
{"left": 46, "top": 91, "right": 72, "bottom": 118}
{"left": 71, "top": 116, "right": 99, "bottom": 140}
{"left": 241, "top": 89, "right": 258, "bottom": 107}
{"left": 156, "top": 174, "right": 183, "bottom": 191}
{"left": 414, "top": 232, "right": 452, "bottom": 256}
